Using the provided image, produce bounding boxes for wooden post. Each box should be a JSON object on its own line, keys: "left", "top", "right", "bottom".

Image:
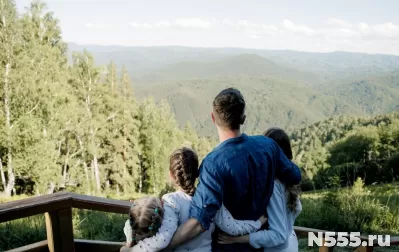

{"left": 45, "top": 208, "right": 75, "bottom": 252}
{"left": 319, "top": 238, "right": 335, "bottom": 252}
{"left": 319, "top": 245, "right": 335, "bottom": 252}
{"left": 355, "top": 246, "right": 374, "bottom": 252}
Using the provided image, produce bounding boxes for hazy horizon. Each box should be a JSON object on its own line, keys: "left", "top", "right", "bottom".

{"left": 67, "top": 42, "right": 399, "bottom": 57}
{"left": 16, "top": 0, "right": 399, "bottom": 56}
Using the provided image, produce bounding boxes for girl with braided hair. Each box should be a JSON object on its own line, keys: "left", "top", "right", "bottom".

{"left": 122, "top": 147, "right": 267, "bottom": 252}
{"left": 121, "top": 197, "right": 164, "bottom": 251}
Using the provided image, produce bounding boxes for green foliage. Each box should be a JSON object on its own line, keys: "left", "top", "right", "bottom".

{"left": 0, "top": 215, "right": 47, "bottom": 251}
{"left": 73, "top": 210, "right": 126, "bottom": 242}
{"left": 292, "top": 113, "right": 399, "bottom": 190}
{"left": 352, "top": 177, "right": 365, "bottom": 195}
{"left": 296, "top": 183, "right": 399, "bottom": 236}
{"left": 0, "top": 1, "right": 214, "bottom": 197}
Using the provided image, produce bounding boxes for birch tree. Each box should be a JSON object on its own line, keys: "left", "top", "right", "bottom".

{"left": 0, "top": 0, "right": 19, "bottom": 196}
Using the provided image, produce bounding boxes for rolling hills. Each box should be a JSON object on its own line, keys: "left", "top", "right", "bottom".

{"left": 68, "top": 44, "right": 399, "bottom": 136}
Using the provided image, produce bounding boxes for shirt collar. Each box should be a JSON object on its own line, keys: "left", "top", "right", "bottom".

{"left": 214, "top": 133, "right": 248, "bottom": 151}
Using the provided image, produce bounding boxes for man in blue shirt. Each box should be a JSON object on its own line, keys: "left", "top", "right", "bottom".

{"left": 168, "top": 88, "right": 301, "bottom": 251}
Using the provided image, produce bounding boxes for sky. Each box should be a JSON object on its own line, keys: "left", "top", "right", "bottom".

{"left": 16, "top": 0, "right": 399, "bottom": 55}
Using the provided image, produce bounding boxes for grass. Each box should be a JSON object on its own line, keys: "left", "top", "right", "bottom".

{"left": 296, "top": 181, "right": 399, "bottom": 251}
{"left": 1, "top": 182, "right": 399, "bottom": 251}
{"left": 297, "top": 181, "right": 399, "bottom": 235}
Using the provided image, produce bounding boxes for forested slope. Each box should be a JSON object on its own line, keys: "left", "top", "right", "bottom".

{"left": 292, "top": 113, "right": 399, "bottom": 190}
{"left": 0, "top": 0, "right": 214, "bottom": 197}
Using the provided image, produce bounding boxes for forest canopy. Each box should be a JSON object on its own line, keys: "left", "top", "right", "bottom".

{"left": 0, "top": 0, "right": 398, "bottom": 197}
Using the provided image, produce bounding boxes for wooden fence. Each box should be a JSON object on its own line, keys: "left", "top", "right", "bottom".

{"left": 1, "top": 192, "right": 398, "bottom": 252}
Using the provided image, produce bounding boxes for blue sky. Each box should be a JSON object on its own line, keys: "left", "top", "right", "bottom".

{"left": 16, "top": 0, "right": 399, "bottom": 55}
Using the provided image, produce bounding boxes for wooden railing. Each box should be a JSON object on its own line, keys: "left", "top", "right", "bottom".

{"left": 1, "top": 192, "right": 398, "bottom": 252}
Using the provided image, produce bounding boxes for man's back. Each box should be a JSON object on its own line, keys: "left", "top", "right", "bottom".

{"left": 169, "top": 88, "right": 300, "bottom": 251}
{"left": 207, "top": 134, "right": 277, "bottom": 251}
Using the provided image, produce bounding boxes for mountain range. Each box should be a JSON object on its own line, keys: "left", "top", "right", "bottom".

{"left": 68, "top": 44, "right": 399, "bottom": 136}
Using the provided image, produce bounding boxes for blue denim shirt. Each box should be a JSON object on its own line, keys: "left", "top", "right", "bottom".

{"left": 189, "top": 134, "right": 301, "bottom": 251}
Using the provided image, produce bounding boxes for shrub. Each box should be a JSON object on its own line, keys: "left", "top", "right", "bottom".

{"left": 297, "top": 182, "right": 399, "bottom": 235}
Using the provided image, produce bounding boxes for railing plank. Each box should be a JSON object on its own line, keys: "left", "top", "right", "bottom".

{"left": 390, "top": 237, "right": 399, "bottom": 245}
{"left": 5, "top": 240, "right": 49, "bottom": 252}
{"left": 0, "top": 192, "right": 72, "bottom": 222}
{"left": 1, "top": 194, "right": 398, "bottom": 252}
{"left": 74, "top": 239, "right": 124, "bottom": 252}
{"left": 71, "top": 193, "right": 131, "bottom": 214}
{"left": 354, "top": 247, "right": 373, "bottom": 252}
{"left": 45, "top": 208, "right": 75, "bottom": 252}
{"left": 294, "top": 226, "right": 330, "bottom": 237}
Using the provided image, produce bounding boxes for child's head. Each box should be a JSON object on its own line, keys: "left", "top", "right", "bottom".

{"left": 129, "top": 197, "right": 164, "bottom": 244}
{"left": 263, "top": 127, "right": 293, "bottom": 160}
{"left": 169, "top": 147, "right": 199, "bottom": 196}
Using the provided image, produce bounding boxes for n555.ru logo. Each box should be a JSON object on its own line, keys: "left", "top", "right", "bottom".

{"left": 308, "top": 232, "right": 390, "bottom": 247}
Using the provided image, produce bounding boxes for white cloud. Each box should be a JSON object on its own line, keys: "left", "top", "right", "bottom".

{"left": 222, "top": 19, "right": 234, "bottom": 26}
{"left": 122, "top": 18, "right": 399, "bottom": 54}
{"left": 371, "top": 22, "right": 399, "bottom": 37}
{"left": 358, "top": 23, "right": 370, "bottom": 33}
{"left": 130, "top": 18, "right": 213, "bottom": 30}
{"left": 85, "top": 23, "right": 112, "bottom": 29}
{"left": 237, "top": 20, "right": 250, "bottom": 28}
{"left": 235, "top": 20, "right": 279, "bottom": 38}
{"left": 327, "top": 18, "right": 353, "bottom": 28}
{"left": 129, "top": 22, "right": 153, "bottom": 29}
{"left": 282, "top": 19, "right": 315, "bottom": 36}
{"left": 155, "top": 21, "right": 171, "bottom": 28}
{"left": 174, "top": 18, "right": 211, "bottom": 29}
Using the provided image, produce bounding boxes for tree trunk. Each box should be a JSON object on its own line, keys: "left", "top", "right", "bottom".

{"left": 116, "top": 183, "right": 120, "bottom": 196}
{"left": 62, "top": 147, "right": 70, "bottom": 187}
{"left": 0, "top": 158, "right": 6, "bottom": 192}
{"left": 139, "top": 153, "right": 143, "bottom": 194}
{"left": 83, "top": 161, "right": 90, "bottom": 195}
{"left": 122, "top": 76, "right": 128, "bottom": 193}
{"left": 91, "top": 160, "right": 95, "bottom": 192}
{"left": 4, "top": 62, "right": 14, "bottom": 197}
{"left": 77, "top": 137, "right": 91, "bottom": 194}
{"left": 93, "top": 155, "right": 101, "bottom": 192}
{"left": 47, "top": 182, "right": 55, "bottom": 194}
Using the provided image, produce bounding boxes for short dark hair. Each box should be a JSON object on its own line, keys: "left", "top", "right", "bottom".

{"left": 263, "top": 127, "right": 293, "bottom": 160}
{"left": 212, "top": 88, "right": 246, "bottom": 130}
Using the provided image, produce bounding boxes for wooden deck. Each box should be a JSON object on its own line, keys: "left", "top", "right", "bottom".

{"left": 0, "top": 192, "right": 398, "bottom": 252}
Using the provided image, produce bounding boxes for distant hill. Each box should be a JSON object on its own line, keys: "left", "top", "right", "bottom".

{"left": 134, "top": 77, "right": 360, "bottom": 136}
{"left": 68, "top": 44, "right": 399, "bottom": 136}
{"left": 137, "top": 54, "right": 321, "bottom": 86}
{"left": 68, "top": 44, "right": 399, "bottom": 81}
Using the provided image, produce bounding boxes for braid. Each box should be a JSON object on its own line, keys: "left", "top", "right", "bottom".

{"left": 128, "top": 197, "right": 164, "bottom": 245}
{"left": 170, "top": 147, "right": 199, "bottom": 196}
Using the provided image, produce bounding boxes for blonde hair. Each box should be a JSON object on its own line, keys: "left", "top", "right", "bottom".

{"left": 129, "top": 197, "right": 164, "bottom": 245}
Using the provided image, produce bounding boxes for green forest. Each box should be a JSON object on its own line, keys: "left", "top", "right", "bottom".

{"left": 292, "top": 113, "right": 399, "bottom": 190}
{"left": 0, "top": 0, "right": 214, "bottom": 198}
{"left": 1, "top": 0, "right": 399, "bottom": 198}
